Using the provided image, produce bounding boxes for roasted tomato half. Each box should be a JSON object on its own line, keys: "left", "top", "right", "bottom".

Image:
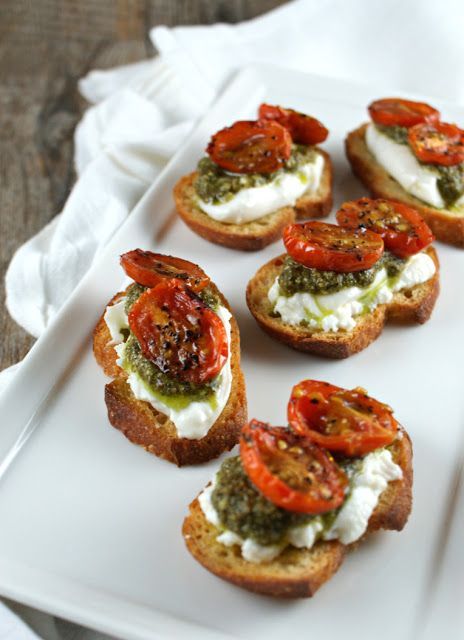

{"left": 258, "top": 103, "right": 329, "bottom": 145}
{"left": 368, "top": 98, "right": 440, "bottom": 128}
{"left": 121, "top": 249, "right": 210, "bottom": 292}
{"left": 283, "top": 221, "right": 384, "bottom": 273}
{"left": 206, "top": 119, "right": 292, "bottom": 174}
{"left": 408, "top": 122, "right": 464, "bottom": 166}
{"left": 240, "top": 420, "right": 347, "bottom": 514}
{"left": 288, "top": 380, "right": 398, "bottom": 457}
{"left": 128, "top": 280, "right": 228, "bottom": 384}
{"left": 336, "top": 198, "right": 434, "bottom": 258}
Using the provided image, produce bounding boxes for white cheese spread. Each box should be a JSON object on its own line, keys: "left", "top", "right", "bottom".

{"left": 199, "top": 448, "right": 402, "bottom": 564}
{"left": 391, "top": 251, "right": 436, "bottom": 291}
{"left": 104, "top": 297, "right": 233, "bottom": 440}
{"left": 268, "top": 251, "right": 436, "bottom": 333}
{"left": 196, "top": 152, "right": 324, "bottom": 224}
{"left": 324, "top": 448, "right": 403, "bottom": 544}
{"left": 365, "top": 123, "right": 464, "bottom": 209}
{"left": 104, "top": 299, "right": 128, "bottom": 344}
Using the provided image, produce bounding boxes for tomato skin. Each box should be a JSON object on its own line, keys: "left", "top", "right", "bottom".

{"left": 128, "top": 280, "right": 228, "bottom": 385}
{"left": 240, "top": 420, "right": 347, "bottom": 515}
{"left": 120, "top": 250, "right": 210, "bottom": 292}
{"left": 288, "top": 381, "right": 342, "bottom": 439}
{"left": 283, "top": 221, "right": 384, "bottom": 273}
{"left": 258, "top": 103, "right": 329, "bottom": 145}
{"left": 288, "top": 380, "right": 398, "bottom": 457}
{"left": 408, "top": 122, "right": 464, "bottom": 166}
{"left": 336, "top": 198, "right": 434, "bottom": 258}
{"left": 258, "top": 104, "right": 288, "bottom": 122}
{"left": 368, "top": 98, "right": 440, "bottom": 128}
{"left": 206, "top": 120, "right": 292, "bottom": 174}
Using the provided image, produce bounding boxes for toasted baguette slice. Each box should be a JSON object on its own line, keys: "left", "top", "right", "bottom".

{"left": 346, "top": 124, "right": 464, "bottom": 247}
{"left": 93, "top": 285, "right": 247, "bottom": 466}
{"left": 183, "top": 430, "right": 413, "bottom": 598}
{"left": 246, "top": 247, "right": 439, "bottom": 359}
{"left": 173, "top": 150, "right": 333, "bottom": 251}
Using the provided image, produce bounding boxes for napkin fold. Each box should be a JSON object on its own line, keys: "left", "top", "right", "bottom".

{"left": 6, "top": 64, "right": 195, "bottom": 339}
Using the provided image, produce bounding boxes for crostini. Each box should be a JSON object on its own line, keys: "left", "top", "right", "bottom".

{"left": 246, "top": 202, "right": 439, "bottom": 358}
{"left": 173, "top": 104, "right": 333, "bottom": 251}
{"left": 183, "top": 380, "right": 412, "bottom": 598}
{"left": 93, "top": 250, "right": 247, "bottom": 466}
{"left": 346, "top": 97, "right": 464, "bottom": 246}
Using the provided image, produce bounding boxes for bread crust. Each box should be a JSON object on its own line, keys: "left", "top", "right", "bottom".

{"left": 173, "top": 150, "right": 333, "bottom": 251}
{"left": 246, "top": 247, "right": 440, "bottom": 359}
{"left": 182, "top": 428, "right": 413, "bottom": 598}
{"left": 93, "top": 291, "right": 126, "bottom": 379}
{"left": 93, "top": 285, "right": 247, "bottom": 466}
{"left": 345, "top": 124, "right": 464, "bottom": 247}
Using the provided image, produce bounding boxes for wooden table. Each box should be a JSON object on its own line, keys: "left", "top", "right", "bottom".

{"left": 0, "top": 0, "right": 285, "bottom": 372}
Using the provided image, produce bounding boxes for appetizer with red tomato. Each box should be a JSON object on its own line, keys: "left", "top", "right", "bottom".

{"left": 173, "top": 104, "right": 332, "bottom": 251}
{"left": 183, "top": 380, "right": 412, "bottom": 598}
{"left": 246, "top": 214, "right": 439, "bottom": 358}
{"left": 346, "top": 97, "right": 464, "bottom": 247}
{"left": 92, "top": 249, "right": 247, "bottom": 466}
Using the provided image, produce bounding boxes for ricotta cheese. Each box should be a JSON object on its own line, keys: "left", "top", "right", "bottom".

{"left": 365, "top": 124, "right": 464, "bottom": 209}
{"left": 199, "top": 448, "right": 403, "bottom": 564}
{"left": 324, "top": 449, "right": 403, "bottom": 544}
{"left": 391, "top": 251, "right": 436, "bottom": 292}
{"left": 198, "top": 481, "right": 221, "bottom": 527}
{"left": 196, "top": 153, "right": 324, "bottom": 224}
{"left": 104, "top": 299, "right": 233, "bottom": 440}
{"left": 104, "top": 298, "right": 128, "bottom": 344}
{"left": 268, "top": 251, "right": 435, "bottom": 333}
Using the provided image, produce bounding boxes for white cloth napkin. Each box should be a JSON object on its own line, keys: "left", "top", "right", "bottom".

{"left": 2, "top": 0, "right": 464, "bottom": 638}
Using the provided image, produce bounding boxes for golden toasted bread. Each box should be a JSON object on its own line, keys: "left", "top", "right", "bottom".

{"left": 345, "top": 124, "right": 464, "bottom": 247}
{"left": 93, "top": 285, "right": 247, "bottom": 466}
{"left": 246, "top": 247, "right": 439, "bottom": 359}
{"left": 182, "top": 431, "right": 413, "bottom": 598}
{"left": 173, "top": 150, "right": 333, "bottom": 251}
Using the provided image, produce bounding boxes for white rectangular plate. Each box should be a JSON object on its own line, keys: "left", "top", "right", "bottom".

{"left": 0, "top": 65, "right": 463, "bottom": 640}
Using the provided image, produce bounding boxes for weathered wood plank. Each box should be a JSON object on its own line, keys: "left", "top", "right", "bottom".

{"left": 0, "top": 0, "right": 285, "bottom": 371}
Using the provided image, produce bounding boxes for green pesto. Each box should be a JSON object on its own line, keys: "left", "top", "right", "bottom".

{"left": 124, "top": 283, "right": 148, "bottom": 314}
{"left": 124, "top": 282, "right": 220, "bottom": 313}
{"left": 278, "top": 252, "right": 406, "bottom": 296}
{"left": 211, "top": 457, "right": 314, "bottom": 545}
{"left": 122, "top": 334, "right": 219, "bottom": 408}
{"left": 435, "top": 164, "right": 464, "bottom": 207}
{"left": 381, "top": 251, "right": 406, "bottom": 277}
{"left": 194, "top": 144, "right": 318, "bottom": 205}
{"left": 197, "top": 285, "right": 221, "bottom": 311}
{"left": 375, "top": 124, "right": 409, "bottom": 145}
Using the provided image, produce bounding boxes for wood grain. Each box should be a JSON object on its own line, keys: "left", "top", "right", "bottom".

{"left": 0, "top": 0, "right": 285, "bottom": 372}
